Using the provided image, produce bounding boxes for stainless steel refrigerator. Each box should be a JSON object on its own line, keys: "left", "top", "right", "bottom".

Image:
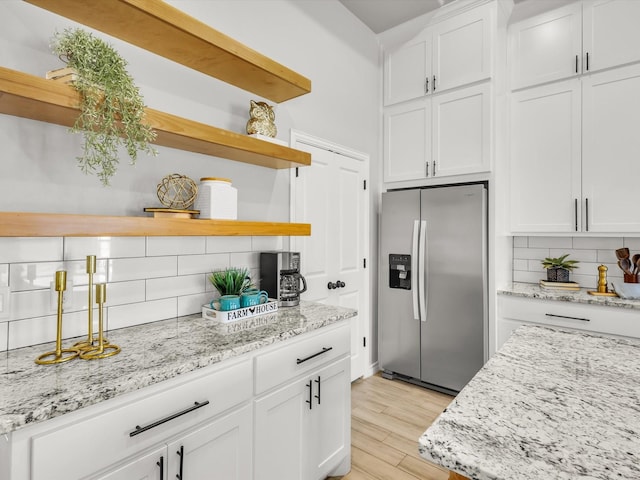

{"left": 378, "top": 183, "right": 487, "bottom": 394}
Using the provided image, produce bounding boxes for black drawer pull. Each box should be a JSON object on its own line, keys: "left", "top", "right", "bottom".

{"left": 297, "top": 347, "right": 333, "bottom": 365}
{"left": 157, "top": 456, "right": 164, "bottom": 480}
{"left": 129, "top": 400, "right": 210, "bottom": 437}
{"left": 545, "top": 313, "right": 590, "bottom": 322}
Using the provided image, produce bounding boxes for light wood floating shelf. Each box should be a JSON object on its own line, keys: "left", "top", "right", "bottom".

{"left": 0, "top": 67, "right": 311, "bottom": 169}
{"left": 24, "top": 0, "right": 312, "bottom": 103}
{"left": 0, "top": 212, "right": 311, "bottom": 237}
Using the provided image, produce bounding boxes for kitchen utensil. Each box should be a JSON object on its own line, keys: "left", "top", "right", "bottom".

{"left": 636, "top": 257, "right": 640, "bottom": 275}
{"left": 632, "top": 254, "right": 640, "bottom": 274}
{"left": 615, "top": 247, "right": 630, "bottom": 260}
{"left": 619, "top": 258, "right": 633, "bottom": 275}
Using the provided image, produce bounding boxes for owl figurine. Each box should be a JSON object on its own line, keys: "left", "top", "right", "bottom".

{"left": 246, "top": 100, "right": 277, "bottom": 138}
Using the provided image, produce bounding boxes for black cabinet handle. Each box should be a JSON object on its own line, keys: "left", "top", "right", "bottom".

{"left": 433, "top": 75, "right": 436, "bottom": 91}
{"left": 432, "top": 161, "right": 436, "bottom": 176}
{"left": 129, "top": 401, "right": 210, "bottom": 437}
{"left": 315, "top": 376, "right": 321, "bottom": 405}
{"left": 337, "top": 281, "right": 345, "bottom": 288}
{"left": 327, "top": 282, "right": 336, "bottom": 290}
{"left": 297, "top": 346, "right": 333, "bottom": 365}
{"left": 176, "top": 445, "right": 184, "bottom": 479}
{"left": 425, "top": 76, "right": 429, "bottom": 93}
{"left": 575, "top": 54, "right": 579, "bottom": 73}
{"left": 586, "top": 52, "right": 590, "bottom": 71}
{"left": 545, "top": 313, "right": 590, "bottom": 322}
{"left": 585, "top": 197, "right": 589, "bottom": 232}
{"left": 157, "top": 456, "right": 164, "bottom": 480}
{"left": 306, "top": 380, "right": 313, "bottom": 410}
{"left": 574, "top": 198, "right": 578, "bottom": 231}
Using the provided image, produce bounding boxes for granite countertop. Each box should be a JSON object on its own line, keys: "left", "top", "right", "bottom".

{"left": 0, "top": 301, "right": 356, "bottom": 436}
{"left": 499, "top": 282, "right": 640, "bottom": 310}
{"left": 419, "top": 325, "right": 640, "bottom": 479}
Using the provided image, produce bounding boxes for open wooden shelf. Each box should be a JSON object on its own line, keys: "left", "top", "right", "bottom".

{"left": 24, "top": 0, "right": 312, "bottom": 103}
{"left": 0, "top": 212, "right": 311, "bottom": 237}
{"left": 0, "top": 67, "right": 311, "bottom": 169}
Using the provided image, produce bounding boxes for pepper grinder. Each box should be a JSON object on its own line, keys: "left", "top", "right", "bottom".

{"left": 80, "top": 283, "right": 120, "bottom": 360}
{"left": 35, "top": 271, "right": 80, "bottom": 365}
{"left": 587, "top": 264, "right": 617, "bottom": 297}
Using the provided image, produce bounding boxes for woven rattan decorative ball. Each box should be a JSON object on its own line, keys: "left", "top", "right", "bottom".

{"left": 156, "top": 174, "right": 198, "bottom": 209}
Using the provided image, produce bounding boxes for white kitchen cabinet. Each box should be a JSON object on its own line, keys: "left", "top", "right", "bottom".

{"left": 383, "top": 2, "right": 494, "bottom": 106}
{"left": 510, "top": 64, "right": 640, "bottom": 234}
{"left": 509, "top": 79, "right": 581, "bottom": 233}
{"left": 254, "top": 322, "right": 350, "bottom": 480}
{"left": 91, "top": 445, "right": 166, "bottom": 480}
{"left": 498, "top": 294, "right": 640, "bottom": 349}
{"left": 509, "top": 0, "right": 640, "bottom": 90}
{"left": 254, "top": 357, "right": 350, "bottom": 480}
{"left": 383, "top": 98, "right": 431, "bottom": 182}
{"left": 384, "top": 83, "right": 491, "bottom": 183}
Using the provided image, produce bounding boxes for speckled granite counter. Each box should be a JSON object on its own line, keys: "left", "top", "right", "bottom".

{"left": 499, "top": 282, "right": 640, "bottom": 310}
{"left": 419, "top": 325, "right": 640, "bottom": 479}
{"left": 0, "top": 301, "right": 356, "bottom": 436}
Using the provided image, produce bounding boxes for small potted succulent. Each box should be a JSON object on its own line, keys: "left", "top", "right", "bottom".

{"left": 50, "top": 28, "right": 157, "bottom": 185}
{"left": 541, "top": 254, "right": 579, "bottom": 282}
{"left": 208, "top": 267, "right": 254, "bottom": 297}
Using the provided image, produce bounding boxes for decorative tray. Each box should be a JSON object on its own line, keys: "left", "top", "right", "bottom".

{"left": 202, "top": 299, "right": 278, "bottom": 323}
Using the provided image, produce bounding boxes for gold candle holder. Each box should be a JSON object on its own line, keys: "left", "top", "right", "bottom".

{"left": 80, "top": 283, "right": 120, "bottom": 360}
{"left": 75, "top": 255, "right": 101, "bottom": 351}
{"left": 35, "top": 271, "right": 80, "bottom": 365}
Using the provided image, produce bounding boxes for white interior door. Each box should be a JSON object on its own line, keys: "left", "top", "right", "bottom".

{"left": 290, "top": 131, "right": 369, "bottom": 381}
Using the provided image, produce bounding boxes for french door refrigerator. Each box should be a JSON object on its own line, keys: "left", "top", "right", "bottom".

{"left": 378, "top": 183, "right": 487, "bottom": 394}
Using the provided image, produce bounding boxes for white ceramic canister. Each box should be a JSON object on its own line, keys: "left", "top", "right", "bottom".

{"left": 194, "top": 177, "right": 237, "bottom": 219}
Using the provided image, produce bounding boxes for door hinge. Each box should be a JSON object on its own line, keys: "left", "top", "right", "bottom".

{"left": 295, "top": 167, "right": 299, "bottom": 177}
{"left": 363, "top": 179, "right": 367, "bottom": 190}
{"left": 363, "top": 337, "right": 366, "bottom": 347}
{"left": 363, "top": 258, "right": 367, "bottom": 268}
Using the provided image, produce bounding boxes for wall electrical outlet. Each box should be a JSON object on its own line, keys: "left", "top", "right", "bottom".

{"left": 50, "top": 281, "right": 73, "bottom": 311}
{"left": 0, "top": 286, "right": 10, "bottom": 319}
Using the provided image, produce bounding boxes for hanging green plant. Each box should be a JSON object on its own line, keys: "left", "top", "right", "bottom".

{"left": 50, "top": 28, "right": 157, "bottom": 185}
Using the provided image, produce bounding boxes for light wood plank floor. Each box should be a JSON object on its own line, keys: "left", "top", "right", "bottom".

{"left": 329, "top": 373, "right": 455, "bottom": 480}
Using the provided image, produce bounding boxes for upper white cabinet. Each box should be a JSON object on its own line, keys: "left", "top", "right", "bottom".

{"left": 509, "top": 0, "right": 640, "bottom": 90}
{"left": 384, "top": 2, "right": 494, "bottom": 106}
{"left": 510, "top": 64, "right": 640, "bottom": 234}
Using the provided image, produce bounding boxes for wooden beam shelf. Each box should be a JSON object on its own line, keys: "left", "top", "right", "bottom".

{"left": 24, "top": 0, "right": 312, "bottom": 103}
{"left": 0, "top": 67, "right": 311, "bottom": 169}
{"left": 0, "top": 212, "right": 311, "bottom": 237}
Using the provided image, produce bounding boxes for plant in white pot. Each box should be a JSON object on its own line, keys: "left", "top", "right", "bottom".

{"left": 541, "top": 254, "right": 579, "bottom": 282}
{"left": 50, "top": 28, "right": 157, "bottom": 185}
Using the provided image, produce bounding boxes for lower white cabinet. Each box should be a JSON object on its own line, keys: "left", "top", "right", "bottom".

{"left": 92, "top": 445, "right": 166, "bottom": 480}
{"left": 498, "top": 295, "right": 640, "bottom": 349}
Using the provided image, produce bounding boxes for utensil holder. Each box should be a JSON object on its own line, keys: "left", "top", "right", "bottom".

{"left": 624, "top": 273, "right": 639, "bottom": 283}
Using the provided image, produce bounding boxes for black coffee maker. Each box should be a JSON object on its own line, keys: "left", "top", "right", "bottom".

{"left": 260, "top": 252, "right": 307, "bottom": 307}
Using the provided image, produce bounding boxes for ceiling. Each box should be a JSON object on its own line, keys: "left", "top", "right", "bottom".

{"left": 338, "top": 0, "right": 530, "bottom": 34}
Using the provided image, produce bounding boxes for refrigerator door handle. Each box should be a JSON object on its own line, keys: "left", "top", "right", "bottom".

{"left": 411, "top": 220, "right": 420, "bottom": 320}
{"left": 418, "top": 220, "right": 428, "bottom": 322}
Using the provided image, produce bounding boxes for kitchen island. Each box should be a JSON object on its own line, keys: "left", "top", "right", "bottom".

{"left": 0, "top": 301, "right": 356, "bottom": 479}
{"left": 419, "top": 325, "right": 640, "bottom": 479}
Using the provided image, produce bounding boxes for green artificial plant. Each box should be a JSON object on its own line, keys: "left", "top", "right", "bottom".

{"left": 208, "top": 268, "right": 255, "bottom": 296}
{"left": 541, "top": 254, "right": 580, "bottom": 271}
{"left": 51, "top": 28, "right": 156, "bottom": 185}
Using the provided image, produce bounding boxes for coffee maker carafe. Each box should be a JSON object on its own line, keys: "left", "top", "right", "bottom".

{"left": 260, "top": 252, "right": 307, "bottom": 307}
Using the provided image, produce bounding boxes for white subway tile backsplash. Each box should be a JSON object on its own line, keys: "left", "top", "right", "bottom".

{"left": 11, "top": 289, "right": 52, "bottom": 320}
{"left": 0, "top": 264, "right": 7, "bottom": 286}
{"left": 108, "top": 256, "right": 177, "bottom": 282}
{"left": 252, "top": 236, "right": 283, "bottom": 251}
{"left": 0, "top": 322, "right": 7, "bottom": 351}
{"left": 528, "top": 237, "right": 573, "bottom": 249}
{"left": 513, "top": 271, "right": 544, "bottom": 284}
{"left": 513, "top": 237, "right": 528, "bottom": 248}
{"left": 572, "top": 237, "right": 621, "bottom": 250}
{"left": 66, "top": 259, "right": 109, "bottom": 286}
{"left": 9, "top": 262, "right": 65, "bottom": 292}
{"left": 146, "top": 236, "right": 206, "bottom": 256}
{"left": 513, "top": 247, "right": 549, "bottom": 260}
{"left": 596, "top": 249, "right": 618, "bottom": 264}
{"left": 229, "top": 252, "right": 259, "bottom": 270}
{"left": 548, "top": 248, "right": 597, "bottom": 263}
{"left": 177, "top": 292, "right": 211, "bottom": 317}
{"left": 206, "top": 236, "right": 252, "bottom": 253}
{"left": 64, "top": 237, "right": 146, "bottom": 260}
{"left": 146, "top": 274, "right": 205, "bottom": 301}
{"left": 178, "top": 253, "right": 229, "bottom": 275}
{"left": 0, "top": 237, "right": 63, "bottom": 263}
{"left": 71, "top": 281, "right": 146, "bottom": 309}
{"left": 623, "top": 238, "right": 640, "bottom": 251}
{"left": 107, "top": 298, "right": 176, "bottom": 330}
{"left": 8, "top": 310, "right": 91, "bottom": 350}
{"left": 527, "top": 260, "right": 545, "bottom": 272}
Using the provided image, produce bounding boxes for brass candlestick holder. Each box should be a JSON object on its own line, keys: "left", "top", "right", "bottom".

{"left": 74, "top": 255, "right": 102, "bottom": 351}
{"left": 80, "top": 283, "right": 120, "bottom": 360}
{"left": 35, "top": 271, "right": 80, "bottom": 365}
{"left": 587, "top": 264, "right": 617, "bottom": 296}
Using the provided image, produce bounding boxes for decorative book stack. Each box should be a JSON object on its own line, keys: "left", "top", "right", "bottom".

{"left": 539, "top": 280, "right": 580, "bottom": 291}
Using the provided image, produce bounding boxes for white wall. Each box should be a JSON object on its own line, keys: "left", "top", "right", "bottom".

{"left": 0, "top": 0, "right": 380, "bottom": 352}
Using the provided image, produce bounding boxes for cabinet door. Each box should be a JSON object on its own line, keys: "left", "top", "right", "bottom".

{"left": 432, "top": 82, "right": 491, "bottom": 178}
{"left": 582, "top": 63, "right": 640, "bottom": 232}
{"left": 509, "top": 79, "right": 582, "bottom": 233}
{"left": 383, "top": 34, "right": 431, "bottom": 106}
{"left": 583, "top": 0, "right": 640, "bottom": 73}
{"left": 433, "top": 3, "right": 493, "bottom": 92}
{"left": 254, "top": 379, "right": 307, "bottom": 480}
{"left": 306, "top": 358, "right": 351, "bottom": 480}
{"left": 166, "top": 405, "right": 252, "bottom": 480}
{"left": 509, "top": 3, "right": 582, "bottom": 90}
{"left": 91, "top": 446, "right": 165, "bottom": 480}
{"left": 383, "top": 98, "right": 431, "bottom": 182}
